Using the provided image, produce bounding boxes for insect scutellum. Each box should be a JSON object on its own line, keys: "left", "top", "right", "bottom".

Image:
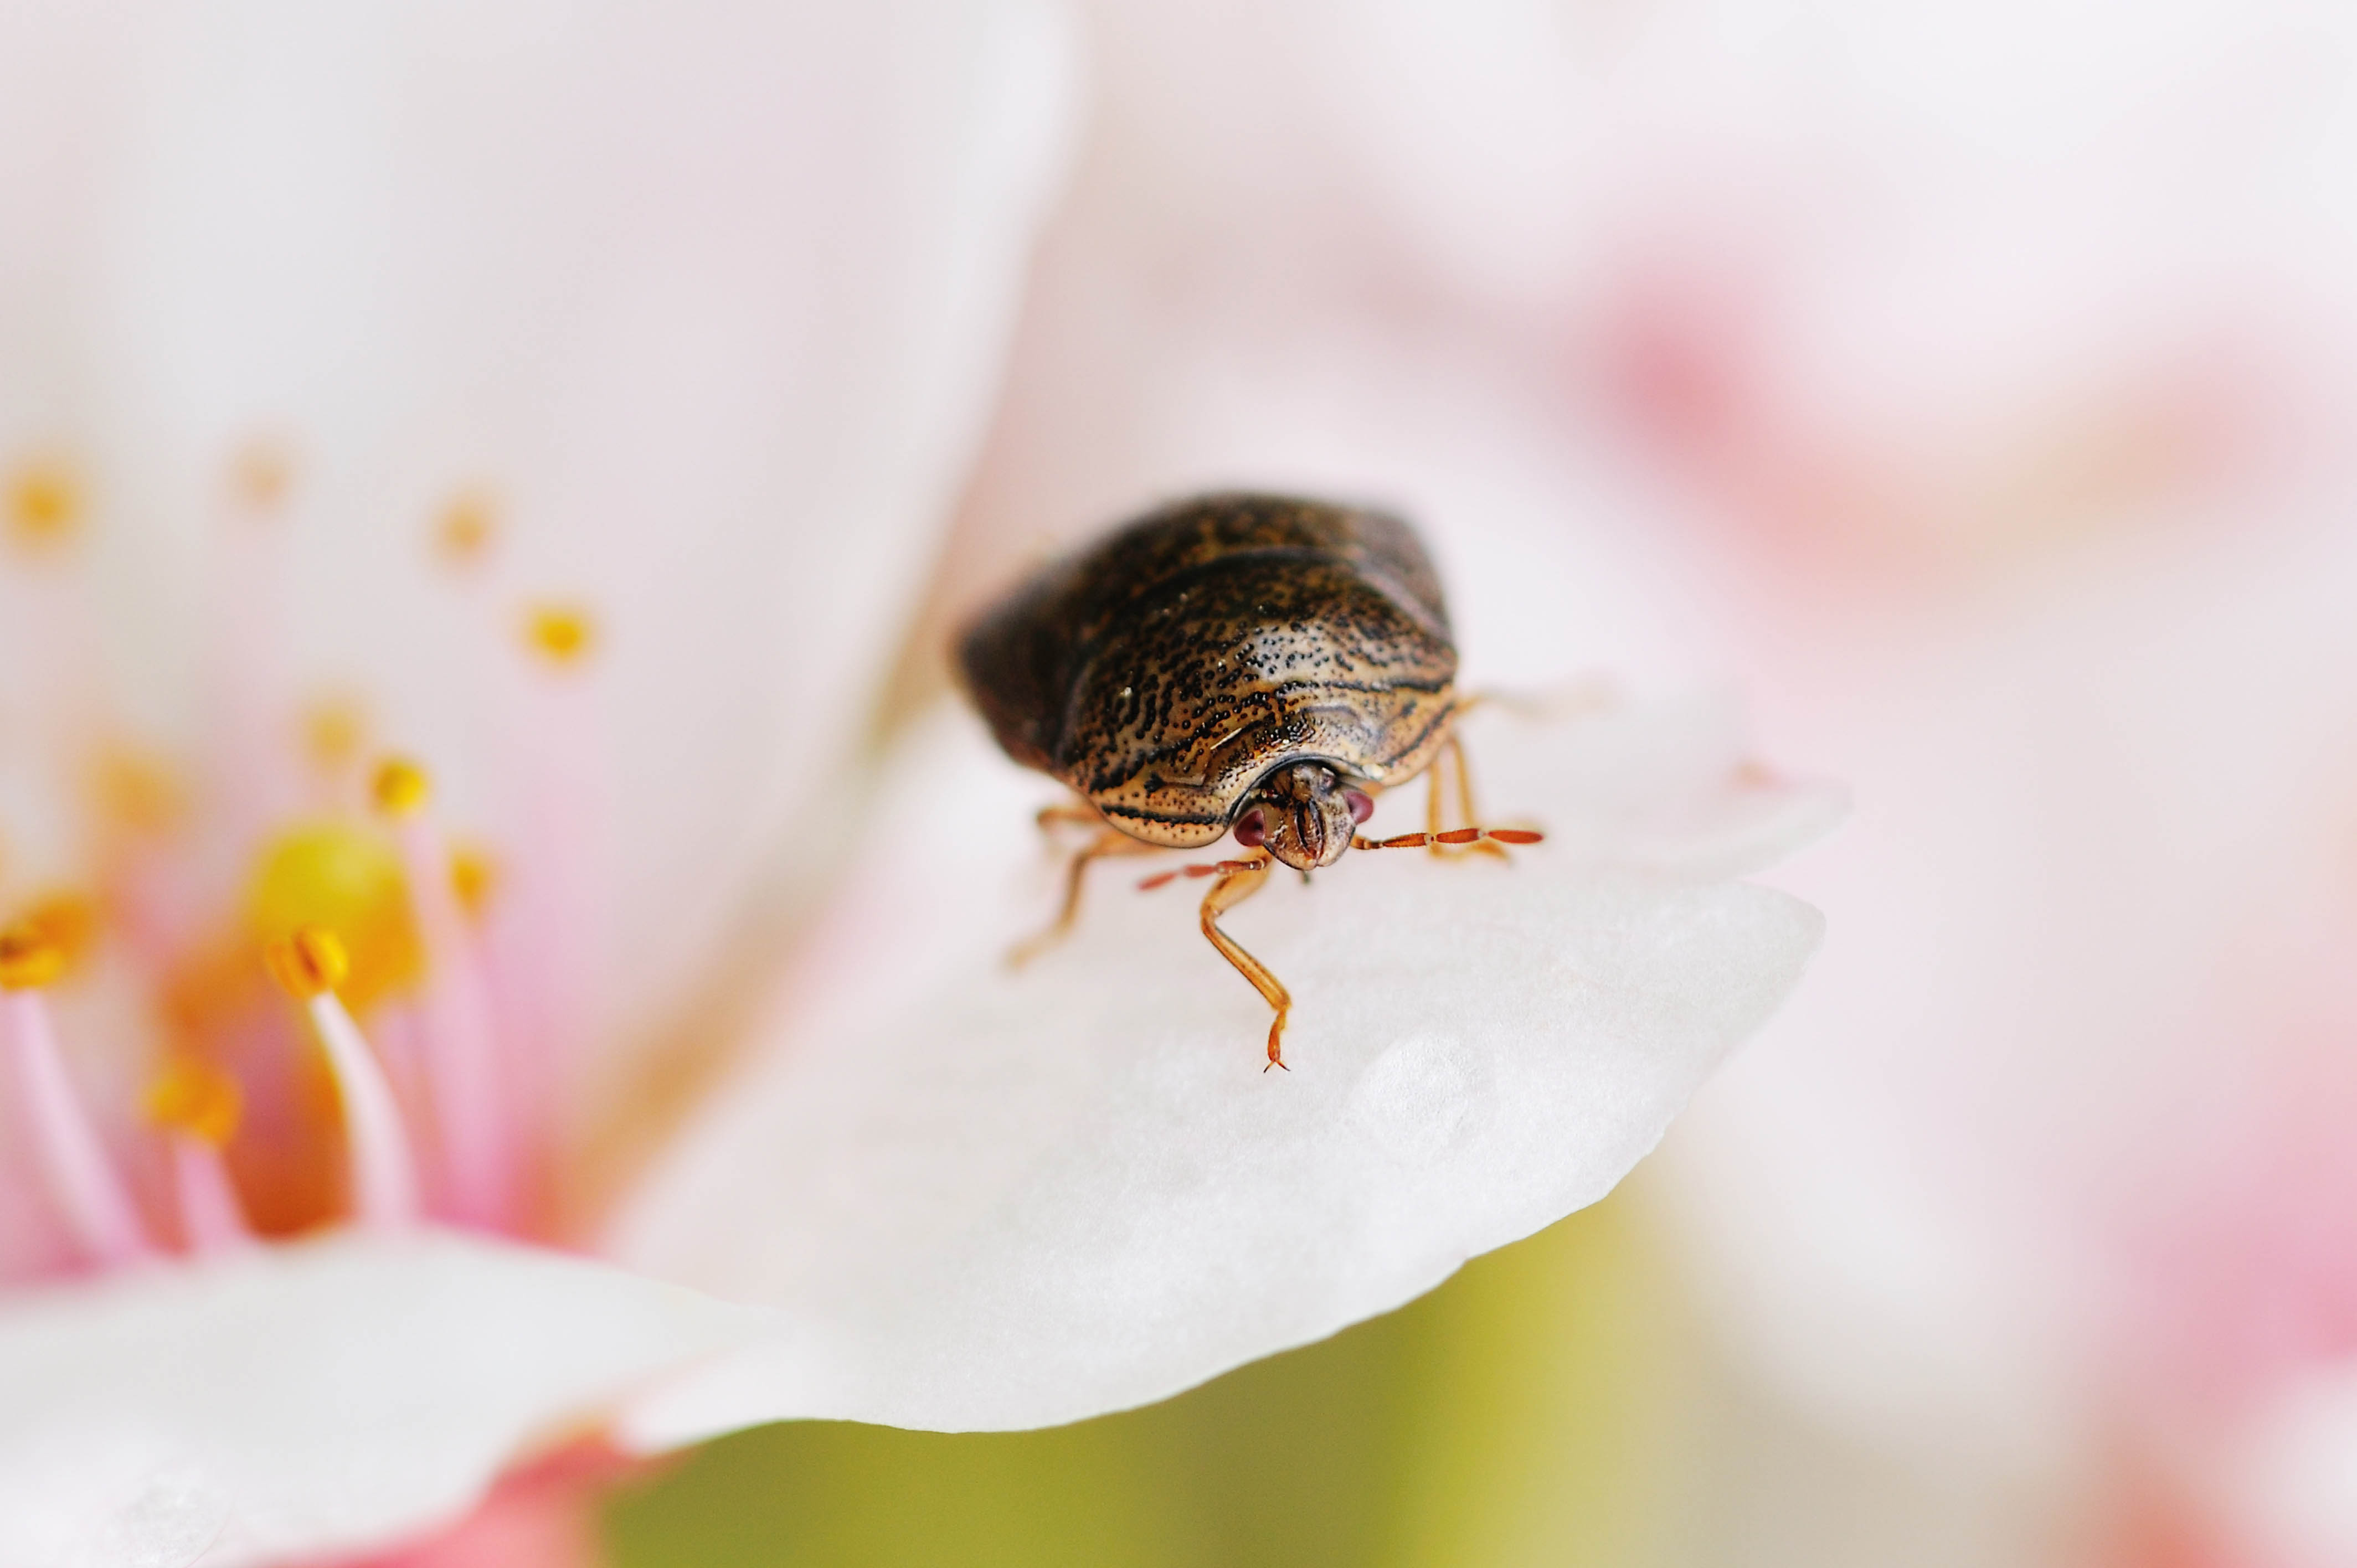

{"left": 1229, "top": 759, "right": 1375, "bottom": 872}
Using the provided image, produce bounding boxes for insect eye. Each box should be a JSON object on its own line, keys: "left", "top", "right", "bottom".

{"left": 1233, "top": 808, "right": 1267, "bottom": 848}
{"left": 1344, "top": 789, "right": 1373, "bottom": 824}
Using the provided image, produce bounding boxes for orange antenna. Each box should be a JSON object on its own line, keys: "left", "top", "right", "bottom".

{"left": 1138, "top": 855, "right": 1272, "bottom": 891}
{"left": 1352, "top": 827, "right": 1542, "bottom": 852}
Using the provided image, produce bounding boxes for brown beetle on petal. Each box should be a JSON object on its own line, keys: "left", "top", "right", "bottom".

{"left": 958, "top": 493, "right": 1542, "bottom": 1070}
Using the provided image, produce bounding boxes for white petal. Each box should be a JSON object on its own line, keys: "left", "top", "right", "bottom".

{"left": 1469, "top": 690, "right": 1848, "bottom": 882}
{"left": 2227, "top": 1360, "right": 2357, "bottom": 1565}
{"left": 605, "top": 701, "right": 1830, "bottom": 1441}
{"left": 0, "top": 1231, "right": 756, "bottom": 1568}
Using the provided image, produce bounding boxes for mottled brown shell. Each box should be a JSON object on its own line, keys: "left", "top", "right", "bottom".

{"left": 958, "top": 493, "right": 1458, "bottom": 848}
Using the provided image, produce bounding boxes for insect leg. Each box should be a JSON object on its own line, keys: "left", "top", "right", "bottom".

{"left": 1456, "top": 677, "right": 1619, "bottom": 723}
{"left": 1422, "top": 733, "right": 1510, "bottom": 860}
{"left": 1198, "top": 861, "right": 1292, "bottom": 1071}
{"left": 1035, "top": 798, "right": 1108, "bottom": 842}
{"left": 1010, "top": 827, "right": 1157, "bottom": 968}
{"left": 1424, "top": 747, "right": 1445, "bottom": 841}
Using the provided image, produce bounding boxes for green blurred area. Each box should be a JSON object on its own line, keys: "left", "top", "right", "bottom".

{"left": 605, "top": 1192, "right": 1686, "bottom": 1568}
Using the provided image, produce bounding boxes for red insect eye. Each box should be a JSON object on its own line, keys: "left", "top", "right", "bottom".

{"left": 1233, "top": 808, "right": 1265, "bottom": 848}
{"left": 1344, "top": 789, "right": 1373, "bottom": 823}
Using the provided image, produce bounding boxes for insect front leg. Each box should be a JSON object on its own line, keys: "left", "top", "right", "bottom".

{"left": 1197, "top": 859, "right": 1293, "bottom": 1071}
{"left": 1010, "top": 826, "right": 1160, "bottom": 968}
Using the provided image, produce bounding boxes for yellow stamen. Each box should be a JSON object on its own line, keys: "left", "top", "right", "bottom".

{"left": 248, "top": 826, "right": 420, "bottom": 1008}
{"left": 524, "top": 603, "right": 596, "bottom": 667}
{"left": 273, "top": 930, "right": 418, "bottom": 1227}
{"left": 19, "top": 893, "right": 98, "bottom": 977}
{"left": 145, "top": 1057, "right": 243, "bottom": 1147}
{"left": 302, "top": 693, "right": 370, "bottom": 776}
{"left": 372, "top": 757, "right": 431, "bottom": 818}
{"left": 264, "top": 926, "right": 349, "bottom": 1000}
{"left": 436, "top": 490, "right": 497, "bottom": 567}
{"left": 7, "top": 458, "right": 80, "bottom": 553}
{"left": 232, "top": 440, "right": 292, "bottom": 511}
{"left": 0, "top": 920, "right": 65, "bottom": 990}
{"left": 450, "top": 844, "right": 497, "bottom": 917}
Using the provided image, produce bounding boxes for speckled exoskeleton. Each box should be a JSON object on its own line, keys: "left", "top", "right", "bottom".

{"left": 959, "top": 492, "right": 1540, "bottom": 1069}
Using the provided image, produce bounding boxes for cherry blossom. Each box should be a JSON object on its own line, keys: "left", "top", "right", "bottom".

{"left": 0, "top": 4, "right": 1835, "bottom": 1564}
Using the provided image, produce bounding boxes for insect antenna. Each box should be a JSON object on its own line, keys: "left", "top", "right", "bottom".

{"left": 1138, "top": 855, "right": 1271, "bottom": 891}
{"left": 1351, "top": 827, "right": 1543, "bottom": 852}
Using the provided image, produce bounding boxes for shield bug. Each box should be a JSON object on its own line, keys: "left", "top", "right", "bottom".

{"left": 958, "top": 492, "right": 1541, "bottom": 1070}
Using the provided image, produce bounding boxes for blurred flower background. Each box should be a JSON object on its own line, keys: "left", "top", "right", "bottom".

{"left": 6, "top": 0, "right": 2356, "bottom": 1564}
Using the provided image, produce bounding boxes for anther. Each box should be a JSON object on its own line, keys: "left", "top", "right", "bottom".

{"left": 301, "top": 693, "right": 369, "bottom": 776}
{"left": 265, "top": 925, "right": 349, "bottom": 999}
{"left": 231, "top": 440, "right": 292, "bottom": 512}
{"left": 265, "top": 925, "right": 419, "bottom": 1228}
{"left": 249, "top": 824, "right": 421, "bottom": 1009}
{"left": 18, "top": 894, "right": 98, "bottom": 974}
{"left": 7, "top": 458, "right": 81, "bottom": 553}
{"left": 145, "top": 1056, "right": 243, "bottom": 1148}
{"left": 145, "top": 1058, "right": 254, "bottom": 1253}
{"left": 524, "top": 604, "right": 597, "bottom": 667}
{"left": 0, "top": 921, "right": 66, "bottom": 989}
{"left": 372, "top": 757, "right": 431, "bottom": 818}
{"left": 435, "top": 491, "right": 497, "bottom": 567}
{"left": 449, "top": 846, "right": 497, "bottom": 917}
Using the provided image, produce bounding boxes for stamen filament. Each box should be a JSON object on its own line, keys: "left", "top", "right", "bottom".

{"left": 208, "top": 443, "right": 301, "bottom": 857}
{"left": 502, "top": 602, "right": 605, "bottom": 1142}
{"left": 375, "top": 759, "right": 514, "bottom": 1227}
{"left": 266, "top": 927, "right": 419, "bottom": 1229}
{"left": 0, "top": 932, "right": 154, "bottom": 1265}
{"left": 167, "top": 1137, "right": 254, "bottom": 1254}
{"left": 145, "top": 1057, "right": 253, "bottom": 1253}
